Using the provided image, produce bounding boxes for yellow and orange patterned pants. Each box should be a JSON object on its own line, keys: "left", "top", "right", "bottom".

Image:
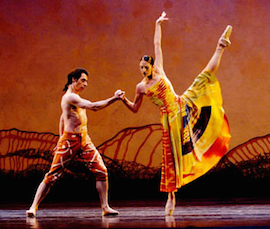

{"left": 44, "top": 132, "right": 107, "bottom": 185}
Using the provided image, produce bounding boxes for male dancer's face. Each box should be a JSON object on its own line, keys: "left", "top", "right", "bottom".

{"left": 139, "top": 60, "right": 153, "bottom": 78}
{"left": 73, "top": 73, "right": 88, "bottom": 93}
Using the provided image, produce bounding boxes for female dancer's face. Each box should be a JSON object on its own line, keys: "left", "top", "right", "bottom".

{"left": 139, "top": 60, "right": 153, "bottom": 78}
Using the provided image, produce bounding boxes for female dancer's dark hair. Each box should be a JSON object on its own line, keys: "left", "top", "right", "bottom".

{"left": 140, "top": 55, "right": 154, "bottom": 66}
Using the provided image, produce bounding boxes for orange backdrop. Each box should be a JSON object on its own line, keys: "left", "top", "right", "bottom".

{"left": 1, "top": 0, "right": 270, "bottom": 152}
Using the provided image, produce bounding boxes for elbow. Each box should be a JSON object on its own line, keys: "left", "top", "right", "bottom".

{"left": 90, "top": 106, "right": 100, "bottom": 112}
{"left": 132, "top": 107, "right": 139, "bottom": 113}
{"left": 93, "top": 107, "right": 101, "bottom": 112}
{"left": 128, "top": 107, "right": 138, "bottom": 113}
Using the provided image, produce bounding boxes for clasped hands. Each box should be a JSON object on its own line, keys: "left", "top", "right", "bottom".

{"left": 114, "top": 89, "right": 125, "bottom": 100}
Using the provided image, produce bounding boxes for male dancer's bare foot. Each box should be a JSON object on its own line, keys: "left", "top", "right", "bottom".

{"left": 219, "top": 25, "right": 233, "bottom": 48}
{"left": 26, "top": 208, "right": 37, "bottom": 217}
{"left": 165, "top": 196, "right": 175, "bottom": 216}
{"left": 102, "top": 206, "right": 119, "bottom": 216}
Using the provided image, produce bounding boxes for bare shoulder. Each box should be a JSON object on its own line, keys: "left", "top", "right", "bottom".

{"left": 136, "top": 81, "right": 146, "bottom": 94}
{"left": 62, "top": 92, "right": 81, "bottom": 105}
{"left": 65, "top": 92, "right": 80, "bottom": 100}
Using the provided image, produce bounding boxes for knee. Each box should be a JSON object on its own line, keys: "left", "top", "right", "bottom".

{"left": 43, "top": 172, "right": 62, "bottom": 186}
{"left": 95, "top": 167, "right": 108, "bottom": 181}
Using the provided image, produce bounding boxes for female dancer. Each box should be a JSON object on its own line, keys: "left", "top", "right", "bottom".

{"left": 121, "top": 12, "right": 232, "bottom": 215}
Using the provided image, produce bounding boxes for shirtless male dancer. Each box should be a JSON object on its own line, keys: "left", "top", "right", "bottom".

{"left": 26, "top": 68, "right": 122, "bottom": 217}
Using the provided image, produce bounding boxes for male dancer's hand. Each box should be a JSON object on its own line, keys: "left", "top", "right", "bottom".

{"left": 114, "top": 89, "right": 125, "bottom": 99}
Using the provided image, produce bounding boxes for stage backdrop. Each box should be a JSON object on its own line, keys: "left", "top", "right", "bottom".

{"left": 1, "top": 0, "right": 270, "bottom": 155}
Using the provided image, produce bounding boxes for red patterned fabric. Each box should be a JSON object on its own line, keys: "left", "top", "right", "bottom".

{"left": 44, "top": 132, "right": 108, "bottom": 184}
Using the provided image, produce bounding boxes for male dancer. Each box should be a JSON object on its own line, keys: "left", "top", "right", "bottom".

{"left": 26, "top": 68, "right": 122, "bottom": 217}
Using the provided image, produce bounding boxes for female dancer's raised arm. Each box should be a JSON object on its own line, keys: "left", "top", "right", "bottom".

{"left": 154, "top": 11, "right": 168, "bottom": 73}
{"left": 121, "top": 12, "right": 169, "bottom": 113}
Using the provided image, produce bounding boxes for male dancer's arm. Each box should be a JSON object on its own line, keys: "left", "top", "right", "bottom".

{"left": 68, "top": 90, "right": 123, "bottom": 111}
{"left": 53, "top": 114, "right": 64, "bottom": 151}
{"left": 59, "top": 113, "right": 64, "bottom": 137}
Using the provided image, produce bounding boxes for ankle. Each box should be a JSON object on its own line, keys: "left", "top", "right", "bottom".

{"left": 216, "top": 46, "right": 225, "bottom": 51}
{"left": 29, "top": 206, "right": 37, "bottom": 211}
{"left": 102, "top": 205, "right": 110, "bottom": 210}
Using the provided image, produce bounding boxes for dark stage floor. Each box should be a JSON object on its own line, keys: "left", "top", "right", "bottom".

{"left": 1, "top": 199, "right": 270, "bottom": 228}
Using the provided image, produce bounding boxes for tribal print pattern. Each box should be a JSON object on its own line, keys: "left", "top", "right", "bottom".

{"left": 44, "top": 132, "right": 107, "bottom": 184}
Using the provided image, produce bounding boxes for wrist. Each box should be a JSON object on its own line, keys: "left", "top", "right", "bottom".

{"left": 122, "top": 96, "right": 127, "bottom": 103}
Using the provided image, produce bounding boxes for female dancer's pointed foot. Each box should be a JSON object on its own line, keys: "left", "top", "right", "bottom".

{"left": 26, "top": 209, "right": 36, "bottom": 217}
{"left": 165, "top": 198, "right": 175, "bottom": 216}
{"left": 219, "top": 25, "right": 233, "bottom": 48}
{"left": 102, "top": 206, "right": 119, "bottom": 216}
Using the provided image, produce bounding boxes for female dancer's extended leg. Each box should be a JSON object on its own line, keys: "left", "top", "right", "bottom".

{"left": 165, "top": 25, "right": 232, "bottom": 216}
{"left": 203, "top": 25, "right": 232, "bottom": 74}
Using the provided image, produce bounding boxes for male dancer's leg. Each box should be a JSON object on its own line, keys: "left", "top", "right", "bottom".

{"left": 26, "top": 134, "right": 80, "bottom": 217}
{"left": 26, "top": 181, "right": 51, "bottom": 217}
{"left": 96, "top": 180, "right": 119, "bottom": 216}
{"left": 82, "top": 148, "right": 119, "bottom": 216}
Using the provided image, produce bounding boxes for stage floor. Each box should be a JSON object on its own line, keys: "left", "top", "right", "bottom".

{"left": 1, "top": 199, "right": 270, "bottom": 228}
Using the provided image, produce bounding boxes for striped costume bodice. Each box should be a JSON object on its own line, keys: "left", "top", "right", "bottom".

{"left": 146, "top": 76, "right": 180, "bottom": 120}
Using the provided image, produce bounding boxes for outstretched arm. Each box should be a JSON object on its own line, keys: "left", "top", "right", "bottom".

{"left": 68, "top": 90, "right": 124, "bottom": 111}
{"left": 154, "top": 12, "right": 169, "bottom": 72}
{"left": 122, "top": 84, "right": 144, "bottom": 113}
{"left": 202, "top": 25, "right": 232, "bottom": 75}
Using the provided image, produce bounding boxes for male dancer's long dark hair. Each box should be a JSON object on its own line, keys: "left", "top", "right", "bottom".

{"left": 63, "top": 68, "right": 89, "bottom": 91}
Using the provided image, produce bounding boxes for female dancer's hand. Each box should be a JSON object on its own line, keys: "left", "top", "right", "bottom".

{"left": 156, "top": 11, "right": 169, "bottom": 25}
{"left": 114, "top": 89, "right": 125, "bottom": 99}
